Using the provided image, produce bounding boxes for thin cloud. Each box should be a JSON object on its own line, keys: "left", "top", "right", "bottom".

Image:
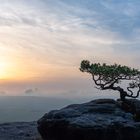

{"left": 0, "top": 90, "right": 6, "bottom": 95}
{"left": 24, "top": 88, "right": 39, "bottom": 95}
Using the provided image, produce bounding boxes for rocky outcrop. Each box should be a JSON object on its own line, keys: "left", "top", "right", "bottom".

{"left": 0, "top": 121, "right": 40, "bottom": 140}
{"left": 38, "top": 99, "right": 140, "bottom": 140}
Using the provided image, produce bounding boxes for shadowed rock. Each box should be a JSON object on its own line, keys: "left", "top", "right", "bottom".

{"left": 0, "top": 122, "right": 40, "bottom": 140}
{"left": 38, "top": 99, "right": 140, "bottom": 140}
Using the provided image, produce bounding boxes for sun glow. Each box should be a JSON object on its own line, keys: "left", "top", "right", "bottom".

{"left": 0, "top": 59, "right": 36, "bottom": 81}
{"left": 0, "top": 61, "right": 10, "bottom": 79}
{"left": 0, "top": 53, "right": 50, "bottom": 82}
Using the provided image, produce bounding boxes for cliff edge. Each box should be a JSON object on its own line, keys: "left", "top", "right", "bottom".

{"left": 38, "top": 99, "right": 140, "bottom": 140}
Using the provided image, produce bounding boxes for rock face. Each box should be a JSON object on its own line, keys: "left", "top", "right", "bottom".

{"left": 0, "top": 122, "right": 40, "bottom": 140}
{"left": 38, "top": 99, "right": 140, "bottom": 140}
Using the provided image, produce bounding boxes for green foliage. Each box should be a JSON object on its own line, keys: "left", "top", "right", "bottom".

{"left": 80, "top": 60, "right": 140, "bottom": 82}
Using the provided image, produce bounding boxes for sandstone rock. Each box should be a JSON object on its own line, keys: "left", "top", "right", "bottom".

{"left": 38, "top": 99, "right": 140, "bottom": 140}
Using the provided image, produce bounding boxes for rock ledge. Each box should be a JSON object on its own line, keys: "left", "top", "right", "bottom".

{"left": 38, "top": 99, "right": 140, "bottom": 140}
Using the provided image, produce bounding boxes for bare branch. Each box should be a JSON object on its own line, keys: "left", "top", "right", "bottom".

{"left": 126, "top": 83, "right": 140, "bottom": 98}
{"left": 127, "top": 87, "right": 134, "bottom": 96}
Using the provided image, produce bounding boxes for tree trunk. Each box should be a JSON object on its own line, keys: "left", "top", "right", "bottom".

{"left": 120, "top": 92, "right": 126, "bottom": 101}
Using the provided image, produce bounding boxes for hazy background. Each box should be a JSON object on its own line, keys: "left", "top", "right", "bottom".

{"left": 0, "top": 0, "right": 140, "bottom": 97}
{"left": 0, "top": 0, "right": 140, "bottom": 122}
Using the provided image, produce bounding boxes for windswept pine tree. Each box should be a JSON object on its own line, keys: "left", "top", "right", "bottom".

{"left": 80, "top": 60, "right": 140, "bottom": 101}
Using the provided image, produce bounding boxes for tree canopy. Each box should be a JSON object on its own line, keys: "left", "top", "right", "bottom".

{"left": 80, "top": 60, "right": 140, "bottom": 101}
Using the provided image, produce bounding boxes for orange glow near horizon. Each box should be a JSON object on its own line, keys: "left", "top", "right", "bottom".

{"left": 0, "top": 61, "right": 9, "bottom": 79}
{"left": 0, "top": 53, "right": 42, "bottom": 81}
{"left": 0, "top": 52, "right": 79, "bottom": 82}
{"left": 0, "top": 57, "right": 16, "bottom": 80}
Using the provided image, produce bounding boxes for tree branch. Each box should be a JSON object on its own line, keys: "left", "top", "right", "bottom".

{"left": 126, "top": 84, "right": 140, "bottom": 98}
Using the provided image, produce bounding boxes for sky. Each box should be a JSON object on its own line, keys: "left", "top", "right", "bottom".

{"left": 0, "top": 0, "right": 140, "bottom": 98}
